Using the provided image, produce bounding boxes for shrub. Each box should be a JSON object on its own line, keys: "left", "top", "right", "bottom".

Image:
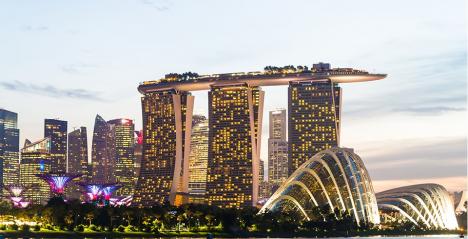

{"left": 89, "top": 224, "right": 97, "bottom": 231}
{"left": 33, "top": 225, "right": 41, "bottom": 231}
{"left": 20, "top": 224, "right": 30, "bottom": 232}
{"left": 9, "top": 224, "right": 19, "bottom": 231}
{"left": 117, "top": 225, "right": 125, "bottom": 232}
{"left": 0, "top": 224, "right": 6, "bottom": 230}
{"left": 74, "top": 224, "right": 84, "bottom": 232}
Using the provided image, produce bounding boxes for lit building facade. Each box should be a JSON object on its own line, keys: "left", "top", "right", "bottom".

{"left": 288, "top": 79, "right": 341, "bottom": 175}
{"left": 260, "top": 147, "right": 380, "bottom": 226}
{"left": 268, "top": 109, "right": 288, "bottom": 187}
{"left": 133, "top": 90, "right": 194, "bottom": 206}
{"left": 20, "top": 138, "right": 52, "bottom": 205}
{"left": 91, "top": 115, "right": 116, "bottom": 183}
{"left": 44, "top": 119, "right": 67, "bottom": 173}
{"left": 188, "top": 118, "right": 208, "bottom": 203}
{"left": 0, "top": 109, "right": 20, "bottom": 197}
{"left": 134, "top": 130, "right": 143, "bottom": 178}
{"left": 108, "top": 118, "right": 136, "bottom": 197}
{"left": 67, "top": 127, "right": 89, "bottom": 199}
{"left": 206, "top": 84, "right": 264, "bottom": 208}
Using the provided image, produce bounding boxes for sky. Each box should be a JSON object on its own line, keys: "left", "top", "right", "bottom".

{"left": 0, "top": 0, "right": 466, "bottom": 192}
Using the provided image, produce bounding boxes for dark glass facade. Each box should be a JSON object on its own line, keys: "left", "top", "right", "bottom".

{"left": 91, "top": 115, "right": 116, "bottom": 183}
{"left": 206, "top": 84, "right": 264, "bottom": 208}
{"left": 44, "top": 119, "right": 67, "bottom": 173}
{"left": 0, "top": 109, "right": 20, "bottom": 197}
{"left": 288, "top": 80, "right": 341, "bottom": 175}
{"left": 67, "top": 127, "right": 89, "bottom": 199}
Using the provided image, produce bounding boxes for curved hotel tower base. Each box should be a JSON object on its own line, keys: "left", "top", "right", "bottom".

{"left": 377, "top": 184, "right": 458, "bottom": 230}
{"left": 259, "top": 147, "right": 380, "bottom": 226}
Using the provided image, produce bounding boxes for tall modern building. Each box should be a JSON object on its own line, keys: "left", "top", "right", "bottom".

{"left": 188, "top": 117, "right": 208, "bottom": 203}
{"left": 91, "top": 115, "right": 116, "bottom": 184}
{"left": 108, "top": 118, "right": 136, "bottom": 197}
{"left": 134, "top": 130, "right": 143, "bottom": 178}
{"left": 206, "top": 84, "right": 264, "bottom": 208}
{"left": 133, "top": 90, "right": 194, "bottom": 206}
{"left": 137, "top": 64, "right": 386, "bottom": 208}
{"left": 67, "top": 127, "right": 89, "bottom": 199}
{"left": 267, "top": 109, "right": 288, "bottom": 186}
{"left": 20, "top": 138, "right": 51, "bottom": 205}
{"left": 0, "top": 109, "right": 20, "bottom": 196}
{"left": 288, "top": 78, "right": 341, "bottom": 175}
{"left": 44, "top": 119, "right": 67, "bottom": 173}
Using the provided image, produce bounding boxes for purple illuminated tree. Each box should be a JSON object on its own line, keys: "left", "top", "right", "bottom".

{"left": 3, "top": 184, "right": 30, "bottom": 208}
{"left": 78, "top": 182, "right": 121, "bottom": 206}
{"left": 36, "top": 173, "right": 82, "bottom": 196}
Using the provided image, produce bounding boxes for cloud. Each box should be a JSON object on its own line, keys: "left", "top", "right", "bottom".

{"left": 60, "top": 63, "right": 98, "bottom": 74}
{"left": 20, "top": 25, "right": 49, "bottom": 31}
{"left": 140, "top": 0, "right": 171, "bottom": 11}
{"left": 356, "top": 137, "right": 467, "bottom": 184}
{"left": 0, "top": 80, "right": 106, "bottom": 102}
{"left": 392, "top": 106, "right": 466, "bottom": 115}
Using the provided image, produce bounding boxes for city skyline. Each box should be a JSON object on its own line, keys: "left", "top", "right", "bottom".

{"left": 0, "top": 0, "right": 466, "bottom": 193}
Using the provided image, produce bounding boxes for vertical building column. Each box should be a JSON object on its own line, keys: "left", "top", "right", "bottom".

{"left": 288, "top": 79, "right": 341, "bottom": 175}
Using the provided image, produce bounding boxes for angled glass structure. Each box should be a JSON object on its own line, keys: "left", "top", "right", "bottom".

{"left": 260, "top": 147, "right": 380, "bottom": 226}
{"left": 377, "top": 184, "right": 458, "bottom": 230}
{"left": 91, "top": 115, "right": 116, "bottom": 183}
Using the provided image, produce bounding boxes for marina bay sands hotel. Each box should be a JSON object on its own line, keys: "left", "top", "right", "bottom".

{"left": 133, "top": 63, "right": 386, "bottom": 208}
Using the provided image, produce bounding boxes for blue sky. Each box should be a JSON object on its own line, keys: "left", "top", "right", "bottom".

{"left": 0, "top": 0, "right": 466, "bottom": 192}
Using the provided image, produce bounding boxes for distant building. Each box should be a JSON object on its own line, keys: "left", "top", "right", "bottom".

{"left": 288, "top": 79, "right": 341, "bottom": 175}
{"left": 108, "top": 119, "right": 136, "bottom": 197}
{"left": 134, "top": 130, "right": 143, "bottom": 178}
{"left": 67, "top": 127, "right": 89, "bottom": 199}
{"left": 206, "top": 84, "right": 264, "bottom": 208}
{"left": 91, "top": 115, "right": 116, "bottom": 183}
{"left": 44, "top": 119, "right": 67, "bottom": 173}
{"left": 133, "top": 90, "right": 194, "bottom": 206}
{"left": 20, "top": 138, "right": 51, "bottom": 205}
{"left": 188, "top": 117, "right": 208, "bottom": 204}
{"left": 268, "top": 109, "right": 288, "bottom": 188}
{"left": 0, "top": 109, "right": 20, "bottom": 196}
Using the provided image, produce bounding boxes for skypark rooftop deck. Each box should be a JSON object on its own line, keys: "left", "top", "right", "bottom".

{"left": 138, "top": 65, "right": 387, "bottom": 93}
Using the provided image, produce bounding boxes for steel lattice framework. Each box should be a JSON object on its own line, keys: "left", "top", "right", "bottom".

{"left": 377, "top": 184, "right": 458, "bottom": 230}
{"left": 36, "top": 173, "right": 82, "bottom": 195}
{"left": 259, "top": 147, "right": 380, "bottom": 226}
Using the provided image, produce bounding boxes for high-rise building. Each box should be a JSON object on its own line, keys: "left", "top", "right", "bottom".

{"left": 20, "top": 138, "right": 51, "bottom": 205}
{"left": 91, "top": 115, "right": 116, "bottom": 183}
{"left": 67, "top": 127, "right": 89, "bottom": 199}
{"left": 44, "top": 119, "right": 67, "bottom": 173}
{"left": 133, "top": 90, "right": 194, "bottom": 206}
{"left": 108, "top": 118, "right": 136, "bottom": 197}
{"left": 206, "top": 84, "right": 264, "bottom": 208}
{"left": 0, "top": 109, "right": 20, "bottom": 196}
{"left": 134, "top": 130, "right": 143, "bottom": 178}
{"left": 188, "top": 117, "right": 208, "bottom": 204}
{"left": 268, "top": 109, "right": 288, "bottom": 186}
{"left": 288, "top": 79, "right": 341, "bottom": 175}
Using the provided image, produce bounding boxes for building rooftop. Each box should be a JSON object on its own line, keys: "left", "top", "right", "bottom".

{"left": 138, "top": 64, "right": 386, "bottom": 93}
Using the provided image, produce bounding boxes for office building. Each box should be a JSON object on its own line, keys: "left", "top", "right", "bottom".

{"left": 0, "top": 109, "right": 20, "bottom": 196}
{"left": 206, "top": 84, "right": 264, "bottom": 208}
{"left": 20, "top": 138, "right": 52, "bottom": 205}
{"left": 91, "top": 115, "right": 116, "bottom": 183}
{"left": 134, "top": 130, "right": 143, "bottom": 178}
{"left": 108, "top": 118, "right": 136, "bottom": 197}
{"left": 67, "top": 127, "right": 89, "bottom": 199}
{"left": 268, "top": 109, "right": 288, "bottom": 186}
{"left": 133, "top": 90, "right": 194, "bottom": 206}
{"left": 44, "top": 119, "right": 67, "bottom": 173}
{"left": 188, "top": 117, "right": 208, "bottom": 203}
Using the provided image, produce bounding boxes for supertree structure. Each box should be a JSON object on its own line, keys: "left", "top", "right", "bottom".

{"left": 3, "top": 184, "right": 30, "bottom": 208}
{"left": 109, "top": 195, "right": 133, "bottom": 207}
{"left": 78, "top": 182, "right": 121, "bottom": 206}
{"left": 36, "top": 173, "right": 82, "bottom": 196}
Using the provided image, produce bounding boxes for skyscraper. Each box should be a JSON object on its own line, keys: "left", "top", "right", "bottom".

{"left": 0, "top": 109, "right": 20, "bottom": 196}
{"left": 206, "top": 84, "right": 264, "bottom": 208}
{"left": 134, "top": 130, "right": 143, "bottom": 178}
{"left": 20, "top": 138, "right": 51, "bottom": 205}
{"left": 188, "top": 117, "right": 208, "bottom": 204}
{"left": 91, "top": 115, "right": 116, "bottom": 183}
{"left": 44, "top": 119, "right": 67, "bottom": 173}
{"left": 268, "top": 109, "right": 288, "bottom": 186}
{"left": 67, "top": 127, "right": 89, "bottom": 199}
{"left": 288, "top": 79, "right": 341, "bottom": 175}
{"left": 107, "top": 118, "right": 136, "bottom": 197}
{"left": 133, "top": 90, "right": 194, "bottom": 206}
